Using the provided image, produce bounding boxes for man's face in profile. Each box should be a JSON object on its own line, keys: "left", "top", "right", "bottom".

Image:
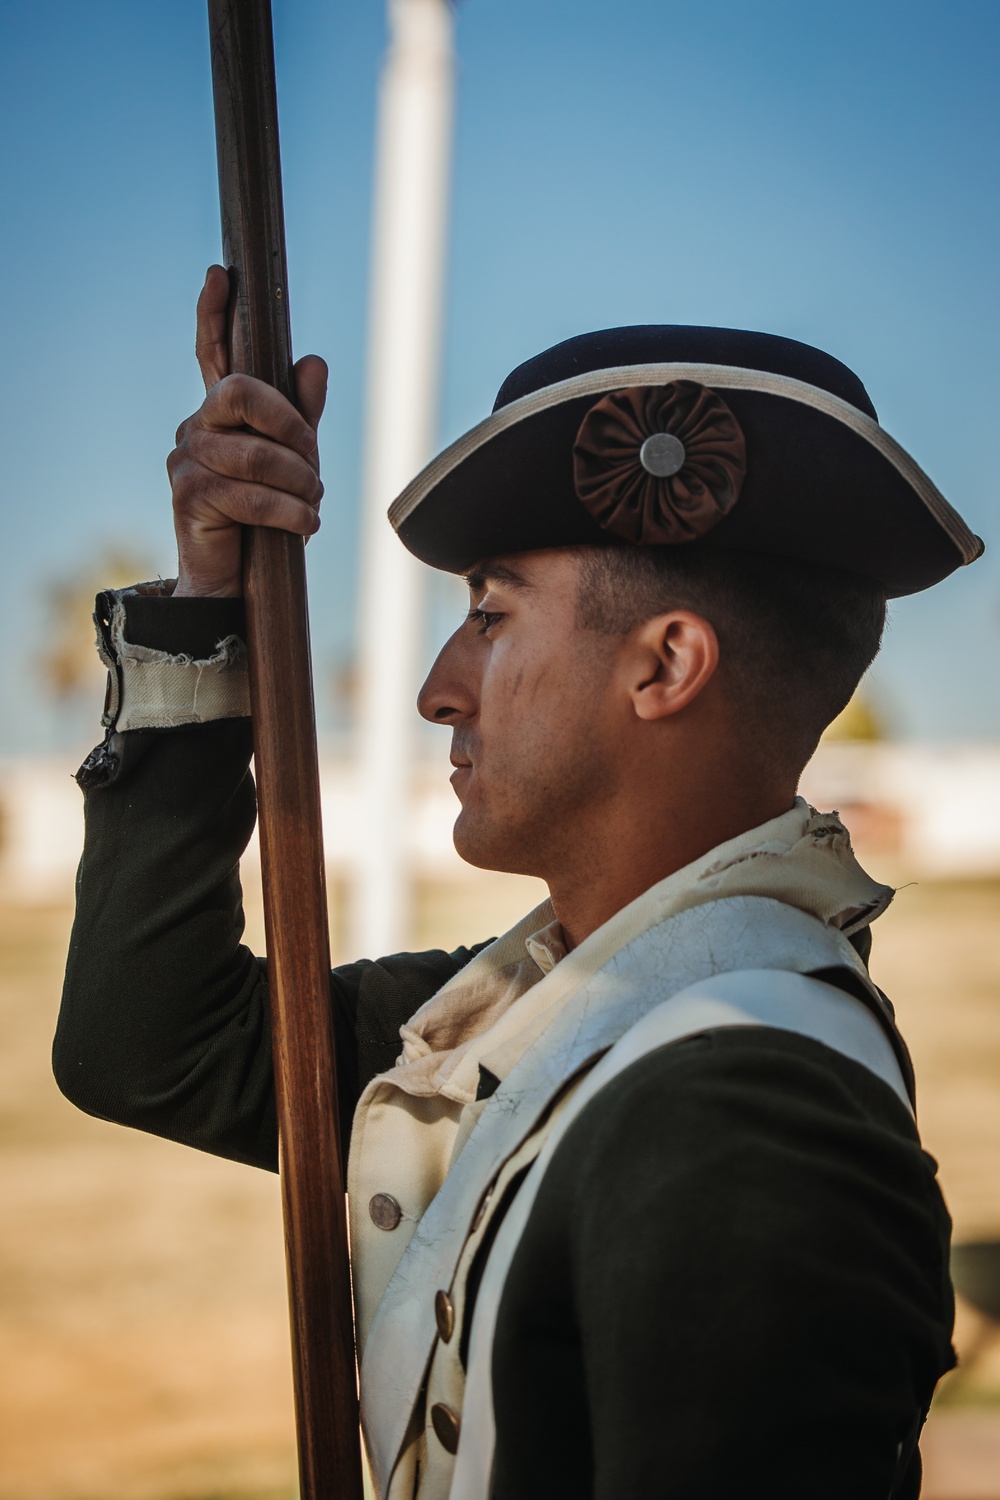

{"left": 417, "top": 549, "right": 625, "bottom": 880}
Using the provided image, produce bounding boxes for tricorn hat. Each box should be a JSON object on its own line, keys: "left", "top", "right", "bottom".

{"left": 388, "top": 325, "right": 983, "bottom": 597}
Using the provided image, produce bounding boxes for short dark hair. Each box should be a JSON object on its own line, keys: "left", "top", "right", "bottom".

{"left": 576, "top": 543, "right": 886, "bottom": 771}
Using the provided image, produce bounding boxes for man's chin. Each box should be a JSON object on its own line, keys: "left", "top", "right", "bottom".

{"left": 452, "top": 808, "right": 539, "bottom": 877}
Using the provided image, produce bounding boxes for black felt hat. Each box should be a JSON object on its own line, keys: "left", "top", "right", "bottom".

{"left": 389, "top": 326, "right": 982, "bottom": 597}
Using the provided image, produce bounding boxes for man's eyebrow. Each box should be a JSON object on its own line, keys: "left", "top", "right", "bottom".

{"left": 463, "top": 562, "right": 533, "bottom": 594}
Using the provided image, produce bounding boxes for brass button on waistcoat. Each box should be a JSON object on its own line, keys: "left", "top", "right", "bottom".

{"left": 369, "top": 1192, "right": 403, "bottom": 1231}
{"left": 434, "top": 1288, "right": 455, "bottom": 1343}
{"left": 430, "top": 1401, "right": 461, "bottom": 1454}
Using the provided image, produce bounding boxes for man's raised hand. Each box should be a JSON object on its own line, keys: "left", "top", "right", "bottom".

{"left": 168, "top": 265, "right": 329, "bottom": 597}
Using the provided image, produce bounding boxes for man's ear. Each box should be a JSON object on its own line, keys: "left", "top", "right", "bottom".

{"left": 629, "top": 610, "right": 720, "bottom": 722}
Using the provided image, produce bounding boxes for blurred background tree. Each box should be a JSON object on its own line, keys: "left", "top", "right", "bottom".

{"left": 36, "top": 548, "right": 156, "bottom": 745}
{"left": 823, "top": 690, "right": 888, "bottom": 743}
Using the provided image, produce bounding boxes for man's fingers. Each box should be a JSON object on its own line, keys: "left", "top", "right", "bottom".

{"left": 293, "top": 355, "right": 329, "bottom": 443}
{"left": 173, "top": 472, "right": 322, "bottom": 538}
{"left": 181, "top": 428, "right": 324, "bottom": 505}
{"left": 201, "top": 372, "right": 317, "bottom": 457}
{"left": 195, "top": 266, "right": 232, "bottom": 390}
{"left": 203, "top": 480, "right": 321, "bottom": 536}
{"left": 176, "top": 282, "right": 326, "bottom": 597}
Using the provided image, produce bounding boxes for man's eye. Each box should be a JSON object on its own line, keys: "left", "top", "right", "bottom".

{"left": 468, "top": 608, "right": 504, "bottom": 635}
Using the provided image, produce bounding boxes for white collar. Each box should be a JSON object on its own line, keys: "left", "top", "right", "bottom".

{"left": 524, "top": 918, "right": 569, "bottom": 975}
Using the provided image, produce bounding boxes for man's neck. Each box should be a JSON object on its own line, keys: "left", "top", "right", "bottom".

{"left": 546, "top": 790, "right": 797, "bottom": 950}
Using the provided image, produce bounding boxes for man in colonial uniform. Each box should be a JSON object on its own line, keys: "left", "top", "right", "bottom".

{"left": 56, "top": 268, "right": 980, "bottom": 1497}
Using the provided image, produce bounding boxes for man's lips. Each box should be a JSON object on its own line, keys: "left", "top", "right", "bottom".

{"left": 449, "top": 757, "right": 472, "bottom": 789}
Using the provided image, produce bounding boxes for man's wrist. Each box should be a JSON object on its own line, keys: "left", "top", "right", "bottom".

{"left": 173, "top": 572, "right": 243, "bottom": 600}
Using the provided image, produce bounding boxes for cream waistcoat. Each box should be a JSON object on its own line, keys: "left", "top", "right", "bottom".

{"left": 346, "top": 799, "right": 895, "bottom": 1497}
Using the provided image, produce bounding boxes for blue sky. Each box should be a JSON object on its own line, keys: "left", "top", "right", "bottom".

{"left": 1, "top": 0, "right": 998, "bottom": 752}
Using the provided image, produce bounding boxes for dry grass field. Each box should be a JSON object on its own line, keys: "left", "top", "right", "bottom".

{"left": 1, "top": 872, "right": 999, "bottom": 1499}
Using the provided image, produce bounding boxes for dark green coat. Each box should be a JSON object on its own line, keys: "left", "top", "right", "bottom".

{"left": 55, "top": 594, "right": 955, "bottom": 1499}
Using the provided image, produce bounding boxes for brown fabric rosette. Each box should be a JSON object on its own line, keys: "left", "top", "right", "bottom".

{"left": 572, "top": 382, "right": 747, "bottom": 545}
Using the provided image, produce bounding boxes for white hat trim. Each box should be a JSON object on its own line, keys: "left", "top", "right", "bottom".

{"left": 387, "top": 362, "right": 982, "bottom": 565}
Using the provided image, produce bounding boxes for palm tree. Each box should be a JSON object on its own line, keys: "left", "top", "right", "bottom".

{"left": 38, "top": 547, "right": 155, "bottom": 705}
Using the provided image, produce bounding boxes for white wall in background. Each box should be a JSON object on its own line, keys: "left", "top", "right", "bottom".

{"left": 3, "top": 741, "right": 1000, "bottom": 905}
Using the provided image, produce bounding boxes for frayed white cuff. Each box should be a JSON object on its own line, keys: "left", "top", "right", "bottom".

{"left": 96, "top": 581, "right": 251, "bottom": 731}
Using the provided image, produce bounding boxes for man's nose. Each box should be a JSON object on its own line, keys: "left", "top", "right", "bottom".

{"left": 417, "top": 629, "right": 478, "bottom": 724}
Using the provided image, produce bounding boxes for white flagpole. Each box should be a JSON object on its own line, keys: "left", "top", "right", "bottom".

{"left": 353, "top": 0, "right": 456, "bottom": 958}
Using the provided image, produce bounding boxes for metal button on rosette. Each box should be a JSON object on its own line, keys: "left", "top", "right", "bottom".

{"left": 639, "top": 431, "right": 686, "bottom": 477}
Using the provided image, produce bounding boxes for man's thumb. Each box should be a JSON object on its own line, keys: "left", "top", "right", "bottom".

{"left": 293, "top": 355, "right": 329, "bottom": 437}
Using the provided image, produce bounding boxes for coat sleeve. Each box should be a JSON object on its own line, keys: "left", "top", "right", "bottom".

{"left": 53, "top": 592, "right": 488, "bottom": 1171}
{"left": 491, "top": 1027, "right": 955, "bottom": 1500}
